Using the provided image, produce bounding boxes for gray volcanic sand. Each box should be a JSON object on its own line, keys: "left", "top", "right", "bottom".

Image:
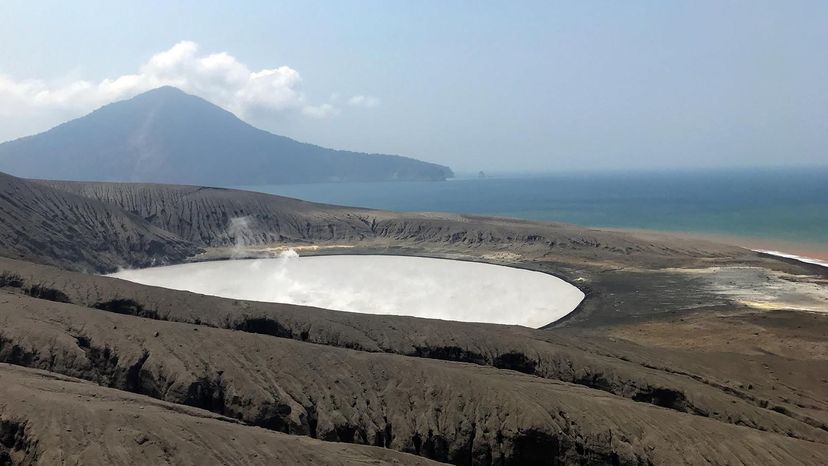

{"left": 110, "top": 254, "right": 586, "bottom": 328}
{"left": 2, "top": 175, "right": 828, "bottom": 464}
{"left": 0, "top": 363, "right": 440, "bottom": 466}
{"left": 2, "top": 288, "right": 827, "bottom": 465}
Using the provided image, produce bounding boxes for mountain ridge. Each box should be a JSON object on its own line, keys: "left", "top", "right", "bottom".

{"left": 0, "top": 86, "right": 453, "bottom": 185}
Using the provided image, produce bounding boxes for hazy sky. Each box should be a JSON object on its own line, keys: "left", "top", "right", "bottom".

{"left": 1, "top": 1, "right": 826, "bottom": 172}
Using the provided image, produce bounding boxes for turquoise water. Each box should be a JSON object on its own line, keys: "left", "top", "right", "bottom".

{"left": 236, "top": 168, "right": 828, "bottom": 247}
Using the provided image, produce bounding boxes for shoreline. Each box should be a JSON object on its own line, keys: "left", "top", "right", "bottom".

{"left": 708, "top": 238, "right": 828, "bottom": 270}
{"left": 752, "top": 249, "right": 828, "bottom": 269}
{"left": 600, "top": 227, "right": 828, "bottom": 270}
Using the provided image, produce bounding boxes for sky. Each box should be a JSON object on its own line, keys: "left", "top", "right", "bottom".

{"left": 1, "top": 1, "right": 826, "bottom": 173}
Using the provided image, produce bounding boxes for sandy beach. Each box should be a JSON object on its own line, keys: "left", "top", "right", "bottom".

{"left": 605, "top": 227, "right": 828, "bottom": 269}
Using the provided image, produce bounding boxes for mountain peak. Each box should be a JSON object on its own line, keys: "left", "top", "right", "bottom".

{"left": 108, "top": 86, "right": 224, "bottom": 115}
{"left": 144, "top": 85, "right": 188, "bottom": 95}
{"left": 128, "top": 86, "right": 207, "bottom": 104}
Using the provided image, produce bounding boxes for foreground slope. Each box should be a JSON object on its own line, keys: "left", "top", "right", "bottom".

{"left": 0, "top": 364, "right": 439, "bottom": 465}
{"left": 1, "top": 290, "right": 826, "bottom": 465}
{"left": 0, "top": 87, "right": 453, "bottom": 185}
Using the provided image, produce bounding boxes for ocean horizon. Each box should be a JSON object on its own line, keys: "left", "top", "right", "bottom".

{"left": 236, "top": 166, "right": 828, "bottom": 262}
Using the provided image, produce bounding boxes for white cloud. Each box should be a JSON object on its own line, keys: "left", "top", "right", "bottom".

{"left": 0, "top": 41, "right": 374, "bottom": 141}
{"left": 302, "top": 103, "right": 341, "bottom": 119}
{"left": 347, "top": 94, "right": 381, "bottom": 108}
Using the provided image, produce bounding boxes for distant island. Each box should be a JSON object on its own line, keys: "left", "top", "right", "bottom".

{"left": 0, "top": 86, "right": 453, "bottom": 186}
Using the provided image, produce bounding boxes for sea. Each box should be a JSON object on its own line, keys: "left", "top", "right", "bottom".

{"left": 235, "top": 167, "right": 828, "bottom": 262}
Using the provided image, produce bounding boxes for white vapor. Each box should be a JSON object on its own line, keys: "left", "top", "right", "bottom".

{"left": 0, "top": 41, "right": 377, "bottom": 141}
{"left": 227, "top": 216, "right": 253, "bottom": 258}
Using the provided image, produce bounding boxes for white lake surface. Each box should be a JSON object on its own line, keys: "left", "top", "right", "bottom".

{"left": 109, "top": 254, "right": 585, "bottom": 328}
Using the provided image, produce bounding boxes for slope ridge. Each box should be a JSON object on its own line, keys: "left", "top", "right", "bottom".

{"left": 0, "top": 172, "right": 199, "bottom": 271}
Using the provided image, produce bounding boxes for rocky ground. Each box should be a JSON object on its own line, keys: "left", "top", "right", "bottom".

{"left": 1, "top": 172, "right": 826, "bottom": 465}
